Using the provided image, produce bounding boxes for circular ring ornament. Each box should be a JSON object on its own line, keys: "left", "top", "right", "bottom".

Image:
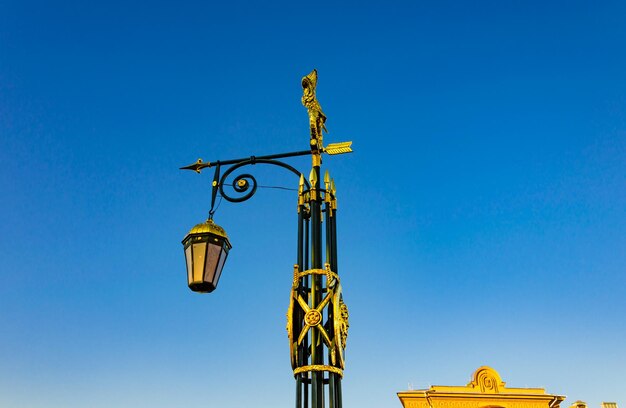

{"left": 305, "top": 309, "right": 322, "bottom": 326}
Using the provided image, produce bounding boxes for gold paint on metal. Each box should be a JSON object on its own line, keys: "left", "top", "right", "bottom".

{"left": 331, "top": 283, "right": 349, "bottom": 369}
{"left": 295, "top": 290, "right": 334, "bottom": 345}
{"left": 312, "top": 153, "right": 322, "bottom": 167}
{"left": 296, "top": 325, "right": 310, "bottom": 347}
{"left": 292, "top": 265, "right": 300, "bottom": 289}
{"left": 297, "top": 268, "right": 339, "bottom": 283}
{"left": 338, "top": 300, "right": 349, "bottom": 349}
{"left": 296, "top": 295, "right": 310, "bottom": 311}
{"left": 287, "top": 248, "right": 346, "bottom": 373}
{"left": 237, "top": 179, "right": 247, "bottom": 188}
{"left": 324, "top": 263, "right": 334, "bottom": 286}
{"left": 180, "top": 158, "right": 211, "bottom": 173}
{"left": 296, "top": 309, "right": 312, "bottom": 345}
{"left": 324, "top": 171, "right": 331, "bottom": 204}
{"left": 304, "top": 309, "right": 322, "bottom": 326}
{"left": 317, "top": 324, "right": 333, "bottom": 349}
{"left": 286, "top": 306, "right": 293, "bottom": 352}
{"left": 186, "top": 218, "right": 228, "bottom": 239}
{"left": 301, "top": 69, "right": 327, "bottom": 153}
{"left": 324, "top": 141, "right": 353, "bottom": 155}
{"left": 290, "top": 265, "right": 339, "bottom": 349}
{"left": 316, "top": 287, "right": 333, "bottom": 311}
{"left": 298, "top": 174, "right": 305, "bottom": 209}
{"left": 286, "top": 267, "right": 297, "bottom": 367}
{"left": 294, "top": 365, "right": 343, "bottom": 378}
{"left": 309, "top": 168, "right": 318, "bottom": 200}
{"left": 287, "top": 265, "right": 345, "bottom": 369}
{"left": 309, "top": 168, "right": 317, "bottom": 185}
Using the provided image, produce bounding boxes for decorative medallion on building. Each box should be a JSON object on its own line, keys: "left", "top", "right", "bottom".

{"left": 468, "top": 366, "right": 505, "bottom": 394}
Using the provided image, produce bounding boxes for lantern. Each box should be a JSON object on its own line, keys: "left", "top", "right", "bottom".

{"left": 182, "top": 219, "right": 232, "bottom": 293}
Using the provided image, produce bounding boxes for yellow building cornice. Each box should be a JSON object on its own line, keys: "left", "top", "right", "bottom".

{"left": 398, "top": 367, "right": 565, "bottom": 408}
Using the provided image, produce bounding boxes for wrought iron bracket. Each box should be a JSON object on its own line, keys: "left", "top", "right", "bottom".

{"left": 182, "top": 151, "right": 313, "bottom": 217}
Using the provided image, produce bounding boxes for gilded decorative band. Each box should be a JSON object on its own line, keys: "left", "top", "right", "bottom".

{"left": 293, "top": 365, "right": 343, "bottom": 378}
{"left": 298, "top": 268, "right": 339, "bottom": 282}
{"left": 312, "top": 153, "right": 322, "bottom": 167}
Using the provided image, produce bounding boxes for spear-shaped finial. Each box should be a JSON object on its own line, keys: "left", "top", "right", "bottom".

{"left": 298, "top": 174, "right": 305, "bottom": 207}
{"left": 331, "top": 179, "right": 337, "bottom": 210}
{"left": 324, "top": 170, "right": 331, "bottom": 203}
{"left": 309, "top": 168, "right": 317, "bottom": 186}
{"left": 309, "top": 168, "right": 318, "bottom": 200}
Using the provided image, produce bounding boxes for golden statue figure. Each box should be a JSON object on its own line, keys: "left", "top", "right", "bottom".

{"left": 302, "top": 69, "right": 327, "bottom": 152}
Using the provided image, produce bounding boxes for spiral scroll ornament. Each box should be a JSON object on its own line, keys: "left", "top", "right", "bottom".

{"left": 215, "top": 158, "right": 307, "bottom": 204}
{"left": 220, "top": 172, "right": 257, "bottom": 202}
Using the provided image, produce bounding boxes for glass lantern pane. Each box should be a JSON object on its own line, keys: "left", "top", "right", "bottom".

{"left": 213, "top": 249, "right": 228, "bottom": 287}
{"left": 192, "top": 242, "right": 207, "bottom": 283}
{"left": 185, "top": 245, "right": 193, "bottom": 285}
{"left": 204, "top": 241, "right": 221, "bottom": 283}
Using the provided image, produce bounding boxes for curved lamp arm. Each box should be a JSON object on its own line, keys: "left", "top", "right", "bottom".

{"left": 218, "top": 157, "right": 310, "bottom": 203}
{"left": 181, "top": 142, "right": 351, "bottom": 217}
{"left": 182, "top": 151, "right": 312, "bottom": 218}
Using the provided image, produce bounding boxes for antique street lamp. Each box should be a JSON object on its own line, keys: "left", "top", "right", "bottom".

{"left": 182, "top": 218, "right": 231, "bottom": 293}
{"left": 181, "top": 69, "right": 352, "bottom": 408}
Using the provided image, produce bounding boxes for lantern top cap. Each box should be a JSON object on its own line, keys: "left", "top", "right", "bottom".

{"left": 187, "top": 218, "right": 229, "bottom": 240}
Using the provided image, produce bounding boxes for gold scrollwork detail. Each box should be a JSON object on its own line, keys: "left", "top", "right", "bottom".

{"left": 287, "top": 264, "right": 347, "bottom": 371}
{"left": 293, "top": 365, "right": 343, "bottom": 378}
{"left": 338, "top": 299, "right": 349, "bottom": 350}
{"left": 332, "top": 283, "right": 349, "bottom": 369}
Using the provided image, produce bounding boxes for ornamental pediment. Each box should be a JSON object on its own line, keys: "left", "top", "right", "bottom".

{"left": 398, "top": 366, "right": 565, "bottom": 408}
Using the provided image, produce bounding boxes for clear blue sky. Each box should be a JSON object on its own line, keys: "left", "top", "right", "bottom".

{"left": 1, "top": 1, "right": 625, "bottom": 407}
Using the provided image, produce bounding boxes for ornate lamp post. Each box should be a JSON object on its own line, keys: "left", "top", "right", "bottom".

{"left": 181, "top": 70, "right": 352, "bottom": 408}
